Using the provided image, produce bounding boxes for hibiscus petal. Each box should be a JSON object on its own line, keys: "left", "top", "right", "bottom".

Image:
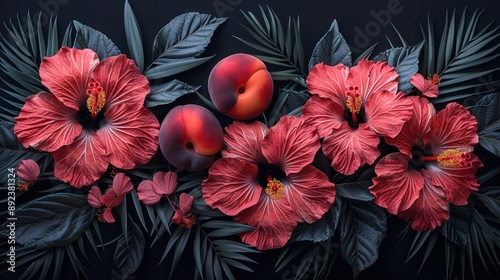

{"left": 370, "top": 153, "right": 424, "bottom": 215}
{"left": 90, "top": 54, "right": 150, "bottom": 110}
{"left": 177, "top": 193, "right": 194, "bottom": 215}
{"left": 222, "top": 120, "right": 268, "bottom": 163}
{"left": 410, "top": 73, "right": 439, "bottom": 98}
{"left": 14, "top": 92, "right": 82, "bottom": 152}
{"left": 301, "top": 96, "right": 345, "bottom": 138}
{"left": 262, "top": 116, "right": 320, "bottom": 176}
{"left": 202, "top": 158, "right": 261, "bottom": 216}
{"left": 364, "top": 91, "right": 413, "bottom": 138}
{"left": 235, "top": 194, "right": 297, "bottom": 250}
{"left": 284, "top": 165, "right": 335, "bottom": 223}
{"left": 87, "top": 186, "right": 103, "bottom": 208}
{"left": 424, "top": 102, "right": 479, "bottom": 154}
{"left": 322, "top": 123, "right": 380, "bottom": 175}
{"left": 384, "top": 96, "right": 435, "bottom": 157}
{"left": 346, "top": 59, "right": 398, "bottom": 101}
{"left": 52, "top": 130, "right": 109, "bottom": 188}
{"left": 101, "top": 190, "right": 124, "bottom": 208}
{"left": 426, "top": 154, "right": 482, "bottom": 205}
{"left": 137, "top": 180, "right": 161, "bottom": 205}
{"left": 399, "top": 170, "right": 449, "bottom": 231}
{"left": 17, "top": 159, "right": 40, "bottom": 181}
{"left": 103, "top": 207, "right": 116, "bottom": 223}
{"left": 39, "top": 47, "right": 99, "bottom": 110}
{"left": 99, "top": 105, "right": 159, "bottom": 170}
{"left": 153, "top": 171, "right": 177, "bottom": 196}
{"left": 306, "top": 62, "right": 349, "bottom": 106}
{"left": 112, "top": 173, "right": 133, "bottom": 196}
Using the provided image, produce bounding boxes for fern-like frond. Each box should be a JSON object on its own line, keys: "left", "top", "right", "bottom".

{"left": 234, "top": 5, "right": 306, "bottom": 81}
{"left": 418, "top": 8, "right": 500, "bottom": 103}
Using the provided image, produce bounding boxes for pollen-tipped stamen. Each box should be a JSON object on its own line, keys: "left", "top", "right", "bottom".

{"left": 86, "top": 81, "right": 106, "bottom": 119}
{"left": 346, "top": 86, "right": 362, "bottom": 124}
{"left": 419, "top": 148, "right": 471, "bottom": 168}
{"left": 265, "top": 174, "right": 285, "bottom": 200}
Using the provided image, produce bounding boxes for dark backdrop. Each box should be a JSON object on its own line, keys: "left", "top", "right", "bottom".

{"left": 1, "top": 0, "right": 499, "bottom": 280}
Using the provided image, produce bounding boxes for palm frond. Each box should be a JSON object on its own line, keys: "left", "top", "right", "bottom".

{"left": 418, "top": 8, "right": 500, "bottom": 103}
{"left": 234, "top": 5, "right": 306, "bottom": 80}
{"left": 0, "top": 12, "right": 67, "bottom": 122}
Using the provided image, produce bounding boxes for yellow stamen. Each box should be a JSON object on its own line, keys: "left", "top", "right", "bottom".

{"left": 86, "top": 81, "right": 106, "bottom": 119}
{"left": 437, "top": 149, "right": 471, "bottom": 168}
{"left": 16, "top": 179, "right": 30, "bottom": 191}
{"left": 265, "top": 177, "right": 285, "bottom": 200}
{"left": 346, "top": 86, "right": 362, "bottom": 124}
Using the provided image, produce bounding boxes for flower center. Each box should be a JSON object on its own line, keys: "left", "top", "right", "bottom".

{"left": 86, "top": 81, "right": 106, "bottom": 120}
{"left": 345, "top": 86, "right": 364, "bottom": 127}
{"left": 265, "top": 174, "right": 285, "bottom": 200}
{"left": 428, "top": 74, "right": 441, "bottom": 86}
{"left": 419, "top": 148, "right": 472, "bottom": 168}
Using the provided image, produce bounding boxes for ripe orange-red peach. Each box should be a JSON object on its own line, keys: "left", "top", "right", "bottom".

{"left": 208, "top": 53, "right": 274, "bottom": 120}
{"left": 159, "top": 104, "right": 223, "bottom": 171}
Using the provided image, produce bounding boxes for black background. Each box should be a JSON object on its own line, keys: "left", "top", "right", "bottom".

{"left": 1, "top": 0, "right": 500, "bottom": 279}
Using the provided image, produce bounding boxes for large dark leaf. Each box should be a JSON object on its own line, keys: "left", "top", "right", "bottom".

{"left": 440, "top": 204, "right": 472, "bottom": 248}
{"left": 335, "top": 180, "right": 374, "bottom": 201}
{"left": 373, "top": 42, "right": 423, "bottom": 93}
{"left": 123, "top": 0, "right": 144, "bottom": 72}
{"left": 339, "top": 199, "right": 387, "bottom": 278}
{"left": 72, "top": 20, "right": 121, "bottom": 60}
{"left": 291, "top": 197, "right": 342, "bottom": 243}
{"left": 145, "top": 79, "right": 199, "bottom": 108}
{"left": 152, "top": 12, "right": 226, "bottom": 61}
{"left": 309, "top": 20, "right": 352, "bottom": 69}
{"left": 472, "top": 92, "right": 500, "bottom": 157}
{"left": 0, "top": 193, "right": 95, "bottom": 249}
{"left": 114, "top": 220, "right": 145, "bottom": 279}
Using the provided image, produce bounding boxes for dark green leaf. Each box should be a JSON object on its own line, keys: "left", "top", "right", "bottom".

{"left": 72, "top": 20, "right": 121, "bottom": 60}
{"left": 144, "top": 56, "right": 214, "bottom": 80}
{"left": 145, "top": 79, "right": 199, "bottom": 108}
{"left": 308, "top": 20, "right": 352, "bottom": 69}
{"left": 440, "top": 204, "right": 472, "bottom": 248}
{"left": 0, "top": 193, "right": 95, "bottom": 249}
{"left": 339, "top": 199, "right": 387, "bottom": 278}
{"left": 114, "top": 220, "right": 145, "bottom": 279}
{"left": 472, "top": 92, "right": 500, "bottom": 156}
{"left": 291, "top": 198, "right": 341, "bottom": 243}
{"left": 335, "top": 180, "right": 374, "bottom": 201}
{"left": 123, "top": 0, "right": 144, "bottom": 72}
{"left": 373, "top": 42, "right": 423, "bottom": 93}
{"left": 151, "top": 12, "right": 226, "bottom": 61}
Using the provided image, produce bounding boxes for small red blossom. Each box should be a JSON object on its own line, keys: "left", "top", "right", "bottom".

{"left": 411, "top": 73, "right": 441, "bottom": 98}
{"left": 302, "top": 59, "right": 414, "bottom": 175}
{"left": 202, "top": 116, "right": 335, "bottom": 250}
{"left": 16, "top": 159, "right": 40, "bottom": 191}
{"left": 369, "top": 97, "right": 482, "bottom": 230}
{"left": 171, "top": 193, "right": 196, "bottom": 228}
{"left": 137, "top": 171, "right": 178, "bottom": 205}
{"left": 87, "top": 173, "right": 133, "bottom": 223}
{"left": 14, "top": 47, "right": 159, "bottom": 188}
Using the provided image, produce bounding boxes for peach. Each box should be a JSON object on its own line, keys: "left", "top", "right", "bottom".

{"left": 159, "top": 104, "right": 223, "bottom": 171}
{"left": 208, "top": 53, "right": 274, "bottom": 120}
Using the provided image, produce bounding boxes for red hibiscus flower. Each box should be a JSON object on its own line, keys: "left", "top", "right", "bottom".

{"left": 87, "top": 173, "right": 133, "bottom": 223}
{"left": 16, "top": 159, "right": 41, "bottom": 191}
{"left": 14, "top": 47, "right": 159, "bottom": 187}
{"left": 202, "top": 116, "right": 335, "bottom": 250}
{"left": 171, "top": 193, "right": 196, "bottom": 228}
{"left": 302, "top": 59, "right": 414, "bottom": 175}
{"left": 369, "top": 97, "right": 483, "bottom": 230}
{"left": 137, "top": 171, "right": 177, "bottom": 205}
{"left": 410, "top": 73, "right": 440, "bottom": 98}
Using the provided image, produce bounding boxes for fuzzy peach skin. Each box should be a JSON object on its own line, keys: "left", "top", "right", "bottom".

{"left": 159, "top": 104, "right": 224, "bottom": 171}
{"left": 208, "top": 53, "right": 274, "bottom": 120}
